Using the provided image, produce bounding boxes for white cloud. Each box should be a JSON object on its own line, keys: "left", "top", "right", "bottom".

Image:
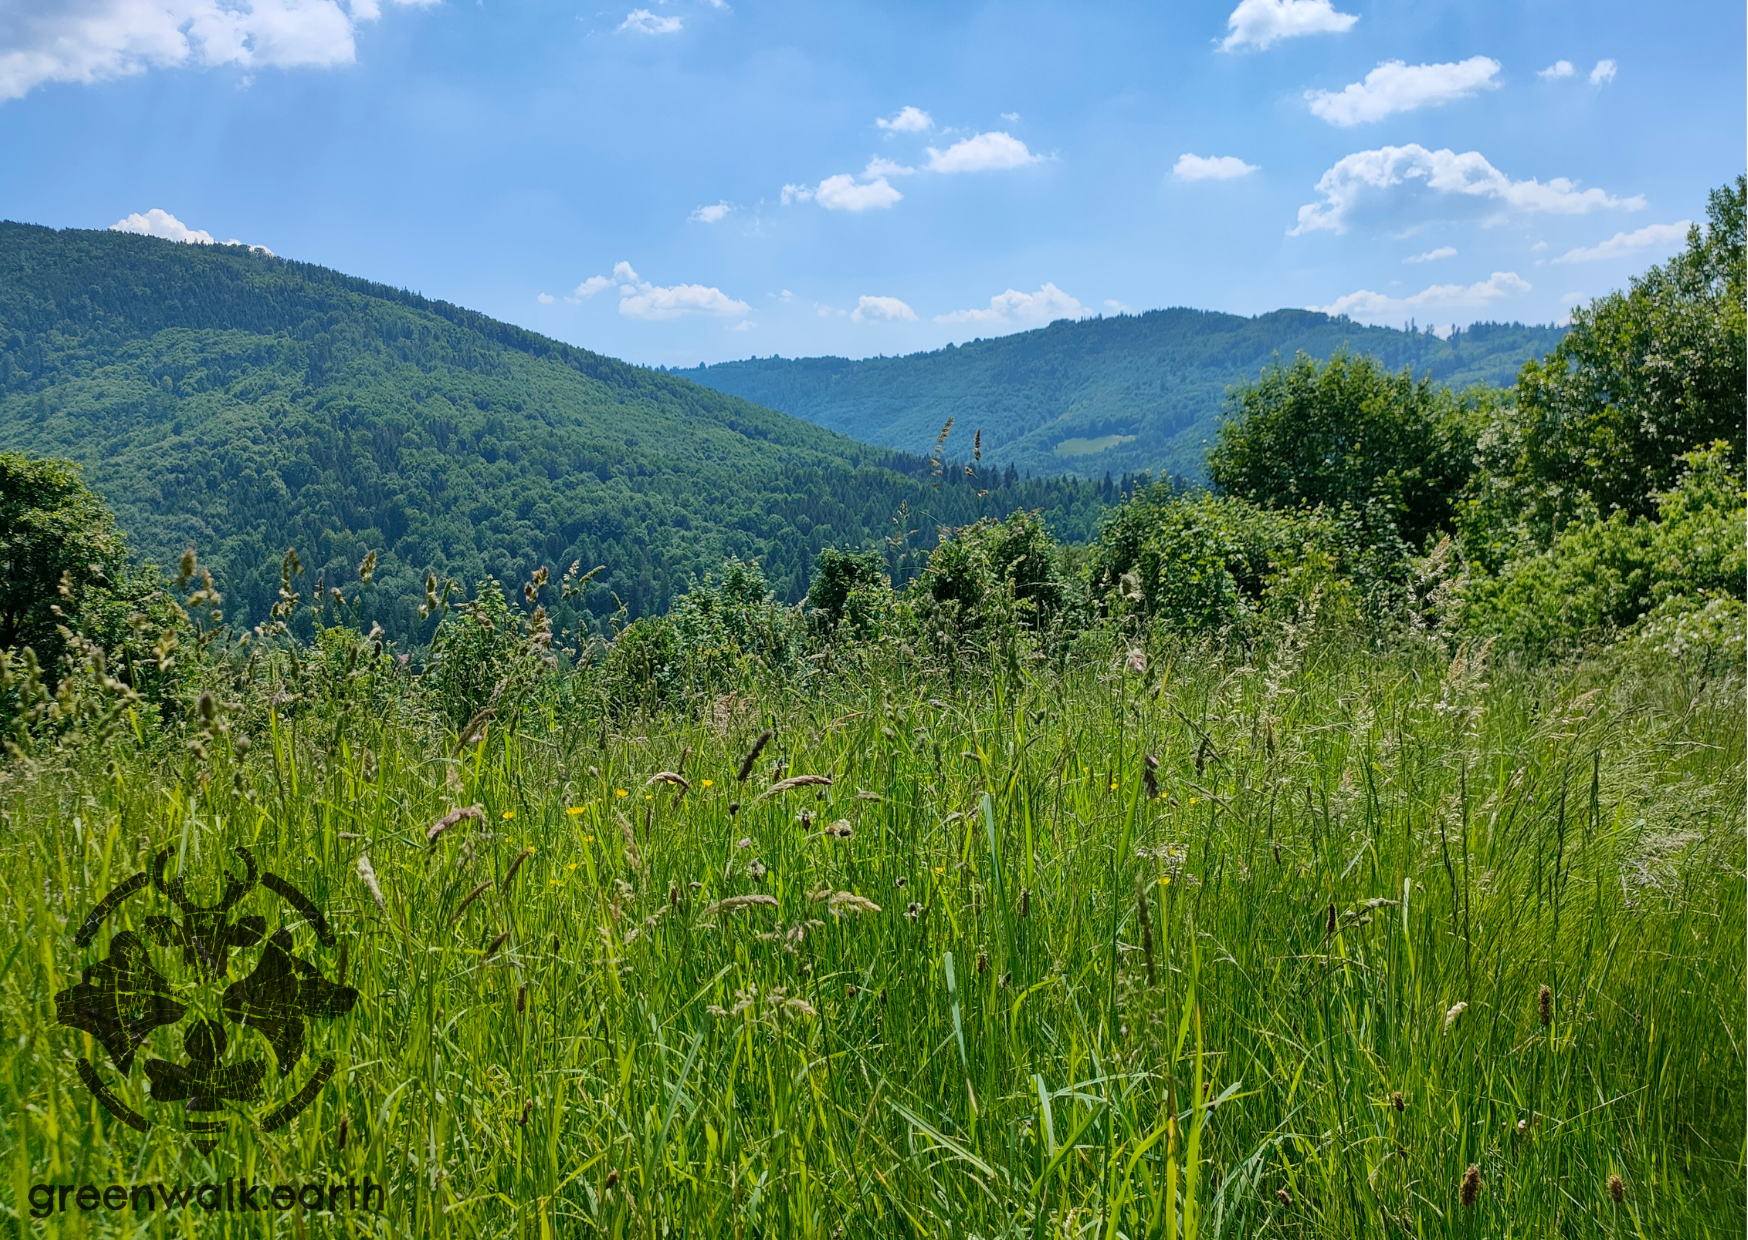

{"left": 851, "top": 295, "right": 917, "bottom": 322}
{"left": 619, "top": 9, "right": 681, "bottom": 34}
{"left": 925, "top": 131, "right": 1039, "bottom": 173}
{"left": 1404, "top": 246, "right": 1457, "bottom": 263}
{"left": 863, "top": 155, "right": 914, "bottom": 178}
{"left": 1221, "top": 0, "right": 1356, "bottom": 51}
{"left": 1000, "top": 111, "right": 1021, "bottom": 123}
{"left": 111, "top": 208, "right": 215, "bottom": 244}
{"left": 536, "top": 292, "right": 555, "bottom": 304}
{"left": 1292, "top": 144, "right": 1644, "bottom": 235}
{"left": 1104, "top": 299, "right": 1133, "bottom": 313}
{"left": 0, "top": 0, "right": 436, "bottom": 100}
{"left": 814, "top": 173, "right": 902, "bottom": 211}
{"left": 1306, "top": 57, "right": 1501, "bottom": 126}
{"left": 689, "top": 201, "right": 731, "bottom": 223}
{"left": 1589, "top": 59, "right": 1616, "bottom": 85}
{"left": 780, "top": 183, "right": 813, "bottom": 205}
{"left": 936, "top": 282, "right": 1089, "bottom": 326}
{"left": 732, "top": 319, "right": 753, "bottom": 331}
{"left": 575, "top": 274, "right": 614, "bottom": 298}
{"left": 876, "top": 105, "right": 932, "bottom": 132}
{"left": 613, "top": 265, "right": 750, "bottom": 320}
{"left": 1173, "top": 153, "right": 1257, "bottom": 181}
{"left": 1313, "top": 270, "right": 1531, "bottom": 324}
{"left": 1553, "top": 220, "right": 1691, "bottom": 263}
{"left": 1538, "top": 60, "right": 1574, "bottom": 80}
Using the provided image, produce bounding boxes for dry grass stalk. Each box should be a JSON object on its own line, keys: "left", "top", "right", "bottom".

{"left": 753, "top": 773, "right": 833, "bottom": 803}
{"left": 737, "top": 729, "right": 772, "bottom": 782}
{"left": 646, "top": 771, "right": 689, "bottom": 794}
{"left": 426, "top": 804, "right": 485, "bottom": 845}
{"left": 501, "top": 848, "right": 533, "bottom": 891}
{"left": 355, "top": 854, "right": 385, "bottom": 910}
{"left": 454, "top": 879, "right": 493, "bottom": 921}
{"left": 702, "top": 894, "right": 780, "bottom": 917}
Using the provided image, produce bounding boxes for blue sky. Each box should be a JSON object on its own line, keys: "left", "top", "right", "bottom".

{"left": 2, "top": 0, "right": 1741, "bottom": 365}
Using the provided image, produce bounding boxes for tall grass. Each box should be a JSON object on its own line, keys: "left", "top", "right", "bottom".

{"left": 1, "top": 630, "right": 1741, "bottom": 1237}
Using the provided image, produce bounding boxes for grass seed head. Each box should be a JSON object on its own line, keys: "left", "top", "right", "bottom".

{"left": 1325, "top": 902, "right": 1338, "bottom": 936}
{"left": 1443, "top": 1001, "right": 1469, "bottom": 1033}
{"left": 1391, "top": 1090, "right": 1404, "bottom": 1112}
{"left": 1276, "top": 1186, "right": 1291, "bottom": 1207}
{"left": 1608, "top": 1174, "right": 1624, "bottom": 1203}
{"left": 1460, "top": 1165, "right": 1481, "bottom": 1206}
{"left": 338, "top": 1117, "right": 348, "bottom": 1150}
{"left": 1539, "top": 984, "right": 1552, "bottom": 1026}
{"left": 516, "top": 984, "right": 527, "bottom": 1013}
{"left": 737, "top": 729, "right": 772, "bottom": 782}
{"left": 355, "top": 854, "right": 385, "bottom": 910}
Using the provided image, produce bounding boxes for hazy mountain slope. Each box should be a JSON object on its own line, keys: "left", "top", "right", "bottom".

{"left": 0, "top": 224, "right": 1103, "bottom": 639}
{"left": 674, "top": 308, "right": 1566, "bottom": 479}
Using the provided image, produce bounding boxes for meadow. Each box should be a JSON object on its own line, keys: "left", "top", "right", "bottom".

{"left": 3, "top": 622, "right": 1741, "bottom": 1238}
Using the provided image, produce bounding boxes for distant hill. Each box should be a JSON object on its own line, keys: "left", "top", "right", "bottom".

{"left": 0, "top": 224, "right": 1104, "bottom": 640}
{"left": 674, "top": 309, "right": 1566, "bottom": 479}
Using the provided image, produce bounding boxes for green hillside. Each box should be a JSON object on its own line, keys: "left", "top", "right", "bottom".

{"left": 674, "top": 309, "right": 1566, "bottom": 479}
{"left": 0, "top": 223, "right": 1103, "bottom": 638}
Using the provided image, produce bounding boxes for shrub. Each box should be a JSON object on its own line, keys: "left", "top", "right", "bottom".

{"left": 806, "top": 548, "right": 891, "bottom": 642}
{"left": 424, "top": 579, "right": 552, "bottom": 729}
{"left": 602, "top": 614, "right": 683, "bottom": 716}
{"left": 1466, "top": 443, "right": 1745, "bottom": 653}
{"left": 907, "top": 511, "right": 1073, "bottom": 658}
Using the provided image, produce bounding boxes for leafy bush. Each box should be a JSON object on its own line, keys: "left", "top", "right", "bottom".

{"left": 1208, "top": 351, "right": 1486, "bottom": 550}
{"left": 601, "top": 614, "right": 683, "bottom": 717}
{"left": 907, "top": 511, "right": 1074, "bottom": 658}
{"left": 424, "top": 579, "right": 553, "bottom": 729}
{"left": 806, "top": 548, "right": 892, "bottom": 642}
{"left": 1465, "top": 178, "right": 1744, "bottom": 557}
{"left": 1465, "top": 443, "right": 1745, "bottom": 653}
{"left": 1087, "top": 486, "right": 1344, "bottom": 633}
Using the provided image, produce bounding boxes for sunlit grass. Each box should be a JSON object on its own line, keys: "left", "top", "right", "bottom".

{"left": 2, "top": 633, "right": 1742, "bottom": 1237}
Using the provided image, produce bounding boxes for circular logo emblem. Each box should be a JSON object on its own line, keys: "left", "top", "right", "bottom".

{"left": 55, "top": 846, "right": 358, "bottom": 1153}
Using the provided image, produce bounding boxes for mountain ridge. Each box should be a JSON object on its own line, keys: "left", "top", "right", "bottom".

{"left": 0, "top": 223, "right": 1103, "bottom": 639}
{"left": 674, "top": 307, "right": 1566, "bottom": 479}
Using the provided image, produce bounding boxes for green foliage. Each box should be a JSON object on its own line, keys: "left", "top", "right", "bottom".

{"left": 0, "top": 224, "right": 1107, "bottom": 643}
{"left": 669, "top": 559, "right": 804, "bottom": 683}
{"left": 907, "top": 510, "right": 1075, "bottom": 658}
{"left": 1088, "top": 485, "right": 1342, "bottom": 632}
{"left": 1466, "top": 443, "right": 1746, "bottom": 653}
{"left": 424, "top": 579, "right": 554, "bottom": 729}
{"left": 602, "top": 614, "right": 683, "bottom": 716}
{"left": 0, "top": 451, "right": 131, "bottom": 667}
{"left": 680, "top": 308, "right": 1563, "bottom": 480}
{"left": 805, "top": 547, "right": 891, "bottom": 641}
{"left": 1208, "top": 350, "right": 1486, "bottom": 549}
{"left": 1471, "top": 177, "right": 1745, "bottom": 552}
{"left": 0, "top": 608, "right": 1739, "bottom": 1237}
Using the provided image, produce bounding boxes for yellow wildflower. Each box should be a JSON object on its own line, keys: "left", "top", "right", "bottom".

{"left": 502, "top": 810, "right": 515, "bottom": 820}
{"left": 615, "top": 789, "right": 628, "bottom": 798}
{"left": 566, "top": 806, "right": 588, "bottom": 816}
{"left": 701, "top": 779, "right": 713, "bottom": 787}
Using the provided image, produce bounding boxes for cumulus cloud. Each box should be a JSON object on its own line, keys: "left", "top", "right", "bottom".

{"left": 1292, "top": 144, "right": 1644, "bottom": 235}
{"left": 1313, "top": 270, "right": 1531, "bottom": 324}
{"left": 876, "top": 105, "right": 932, "bottom": 132}
{"left": 925, "top": 131, "right": 1039, "bottom": 173}
{"left": 1104, "top": 299, "right": 1133, "bottom": 313}
{"left": 1589, "top": 59, "right": 1616, "bottom": 85}
{"left": 567, "top": 262, "right": 749, "bottom": 319}
{"left": 936, "top": 282, "right": 1089, "bottom": 326}
{"left": 111, "top": 208, "right": 215, "bottom": 244}
{"left": 0, "top": 0, "right": 436, "bottom": 101}
{"left": 851, "top": 295, "right": 917, "bottom": 322}
{"left": 1538, "top": 60, "right": 1575, "bottom": 79}
{"left": 536, "top": 292, "right": 555, "bottom": 304}
{"left": 863, "top": 155, "right": 914, "bottom": 178}
{"left": 780, "top": 183, "right": 813, "bottom": 205}
{"left": 1221, "top": 0, "right": 1356, "bottom": 51}
{"left": 1173, "top": 153, "right": 1257, "bottom": 181}
{"left": 814, "top": 173, "right": 902, "bottom": 211}
{"left": 689, "top": 201, "right": 731, "bottom": 223}
{"left": 1553, "top": 220, "right": 1691, "bottom": 263}
{"left": 1306, "top": 57, "right": 1501, "bottom": 126}
{"left": 1404, "top": 246, "right": 1457, "bottom": 263}
{"left": 619, "top": 9, "right": 681, "bottom": 34}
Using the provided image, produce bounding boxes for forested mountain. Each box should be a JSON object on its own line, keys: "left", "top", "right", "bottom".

{"left": 675, "top": 309, "right": 1566, "bottom": 478}
{"left": 0, "top": 224, "right": 1103, "bottom": 640}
